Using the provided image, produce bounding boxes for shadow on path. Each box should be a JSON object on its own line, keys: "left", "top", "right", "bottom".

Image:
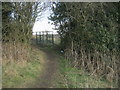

{"left": 32, "top": 44, "right": 59, "bottom": 88}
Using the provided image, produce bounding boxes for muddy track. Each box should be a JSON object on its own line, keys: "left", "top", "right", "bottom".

{"left": 33, "top": 46, "right": 59, "bottom": 88}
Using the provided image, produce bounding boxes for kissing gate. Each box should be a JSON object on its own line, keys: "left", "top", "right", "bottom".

{"left": 32, "top": 31, "right": 55, "bottom": 45}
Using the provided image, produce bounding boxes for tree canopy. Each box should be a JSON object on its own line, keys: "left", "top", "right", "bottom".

{"left": 49, "top": 2, "right": 119, "bottom": 85}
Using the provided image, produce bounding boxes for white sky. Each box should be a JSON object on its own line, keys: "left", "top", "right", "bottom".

{"left": 32, "top": 8, "right": 58, "bottom": 34}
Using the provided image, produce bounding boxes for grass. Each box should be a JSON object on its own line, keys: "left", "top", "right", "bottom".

{"left": 2, "top": 45, "right": 117, "bottom": 88}
{"left": 55, "top": 56, "right": 116, "bottom": 88}
{"left": 2, "top": 45, "right": 46, "bottom": 88}
{"left": 38, "top": 46, "right": 115, "bottom": 88}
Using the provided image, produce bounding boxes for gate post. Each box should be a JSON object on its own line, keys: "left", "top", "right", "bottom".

{"left": 39, "top": 32, "right": 41, "bottom": 43}
{"left": 43, "top": 31, "right": 44, "bottom": 44}
{"left": 36, "top": 32, "right": 38, "bottom": 44}
{"left": 52, "top": 31, "right": 54, "bottom": 45}
{"left": 46, "top": 31, "right": 48, "bottom": 45}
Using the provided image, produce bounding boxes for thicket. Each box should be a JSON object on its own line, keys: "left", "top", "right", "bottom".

{"left": 2, "top": 2, "right": 46, "bottom": 61}
{"left": 49, "top": 2, "right": 119, "bottom": 87}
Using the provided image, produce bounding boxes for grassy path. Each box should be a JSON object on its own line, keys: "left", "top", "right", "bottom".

{"left": 32, "top": 45, "right": 115, "bottom": 88}
{"left": 3, "top": 43, "right": 116, "bottom": 88}
{"left": 32, "top": 46, "right": 59, "bottom": 88}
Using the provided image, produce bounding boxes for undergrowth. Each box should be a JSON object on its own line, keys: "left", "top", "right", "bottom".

{"left": 2, "top": 46, "right": 46, "bottom": 88}
{"left": 55, "top": 56, "right": 116, "bottom": 88}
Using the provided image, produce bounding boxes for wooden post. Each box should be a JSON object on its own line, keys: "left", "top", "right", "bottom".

{"left": 43, "top": 31, "right": 44, "bottom": 44}
{"left": 46, "top": 31, "right": 48, "bottom": 45}
{"left": 36, "top": 32, "right": 38, "bottom": 44}
{"left": 39, "top": 32, "right": 41, "bottom": 43}
{"left": 48, "top": 32, "right": 50, "bottom": 44}
{"left": 52, "top": 31, "right": 54, "bottom": 45}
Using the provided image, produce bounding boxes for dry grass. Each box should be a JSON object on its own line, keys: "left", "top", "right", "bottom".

{"left": 2, "top": 42, "right": 30, "bottom": 62}
{"left": 2, "top": 44, "right": 46, "bottom": 88}
{"left": 55, "top": 57, "right": 117, "bottom": 88}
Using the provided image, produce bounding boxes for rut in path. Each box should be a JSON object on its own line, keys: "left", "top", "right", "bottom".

{"left": 33, "top": 47, "right": 59, "bottom": 88}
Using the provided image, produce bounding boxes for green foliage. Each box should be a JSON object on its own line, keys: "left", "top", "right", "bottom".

{"left": 2, "top": 2, "right": 46, "bottom": 61}
{"left": 49, "top": 2, "right": 119, "bottom": 86}
{"left": 49, "top": 2, "right": 118, "bottom": 52}
{"left": 2, "top": 2, "right": 45, "bottom": 44}
{"left": 56, "top": 57, "right": 116, "bottom": 88}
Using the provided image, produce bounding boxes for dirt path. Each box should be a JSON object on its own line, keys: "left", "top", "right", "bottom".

{"left": 33, "top": 46, "right": 59, "bottom": 88}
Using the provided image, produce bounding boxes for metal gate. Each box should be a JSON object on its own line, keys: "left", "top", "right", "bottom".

{"left": 32, "top": 31, "right": 55, "bottom": 45}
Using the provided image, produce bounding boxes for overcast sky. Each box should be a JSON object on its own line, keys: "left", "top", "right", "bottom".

{"left": 32, "top": 8, "right": 58, "bottom": 34}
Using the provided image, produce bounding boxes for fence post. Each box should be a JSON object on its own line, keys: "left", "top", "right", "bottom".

{"left": 46, "top": 31, "right": 48, "bottom": 45}
{"left": 52, "top": 31, "right": 54, "bottom": 45}
{"left": 36, "top": 32, "right": 38, "bottom": 44}
{"left": 39, "top": 32, "right": 41, "bottom": 43}
{"left": 43, "top": 31, "right": 44, "bottom": 44}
